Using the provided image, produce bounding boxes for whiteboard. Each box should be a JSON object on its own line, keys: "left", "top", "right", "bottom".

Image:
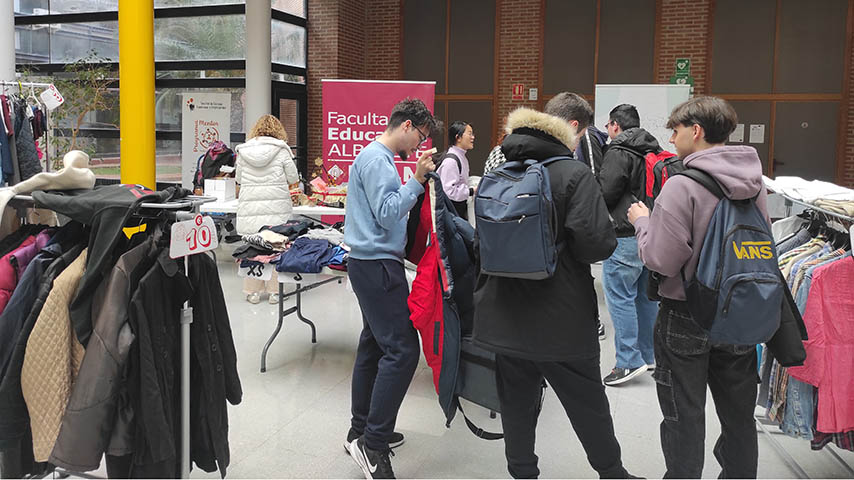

{"left": 594, "top": 84, "right": 691, "bottom": 153}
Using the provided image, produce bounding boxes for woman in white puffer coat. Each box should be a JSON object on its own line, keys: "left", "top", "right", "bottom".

{"left": 236, "top": 115, "right": 300, "bottom": 304}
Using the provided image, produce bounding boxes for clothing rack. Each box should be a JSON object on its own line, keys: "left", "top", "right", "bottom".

{"left": 6, "top": 193, "right": 217, "bottom": 480}
{"left": 759, "top": 190, "right": 854, "bottom": 478}
{"left": 1, "top": 81, "right": 57, "bottom": 173}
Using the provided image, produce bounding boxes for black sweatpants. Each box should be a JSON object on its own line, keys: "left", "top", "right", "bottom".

{"left": 496, "top": 354, "right": 628, "bottom": 479}
{"left": 348, "top": 258, "right": 420, "bottom": 451}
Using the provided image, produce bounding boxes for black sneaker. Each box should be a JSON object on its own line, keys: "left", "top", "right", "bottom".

{"left": 603, "top": 365, "right": 648, "bottom": 386}
{"left": 598, "top": 321, "right": 606, "bottom": 340}
{"left": 349, "top": 436, "right": 395, "bottom": 479}
{"left": 344, "top": 428, "right": 404, "bottom": 454}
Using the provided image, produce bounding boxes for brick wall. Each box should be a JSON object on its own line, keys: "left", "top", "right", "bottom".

{"left": 306, "top": 0, "right": 402, "bottom": 178}
{"left": 307, "top": 0, "right": 854, "bottom": 186}
{"left": 307, "top": 0, "right": 340, "bottom": 176}
{"left": 495, "top": 0, "right": 543, "bottom": 139}
{"left": 364, "top": 0, "right": 402, "bottom": 80}
{"left": 655, "top": 0, "right": 712, "bottom": 95}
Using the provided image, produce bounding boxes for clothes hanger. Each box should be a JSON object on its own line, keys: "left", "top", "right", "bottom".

{"left": 27, "top": 85, "right": 40, "bottom": 107}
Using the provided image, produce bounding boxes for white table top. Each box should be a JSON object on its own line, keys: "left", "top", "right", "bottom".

{"left": 200, "top": 198, "right": 345, "bottom": 217}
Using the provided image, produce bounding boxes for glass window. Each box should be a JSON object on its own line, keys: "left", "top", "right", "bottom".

{"left": 14, "top": 24, "right": 50, "bottom": 64}
{"left": 157, "top": 69, "right": 246, "bottom": 79}
{"left": 14, "top": 0, "right": 48, "bottom": 15}
{"left": 155, "top": 0, "right": 241, "bottom": 6}
{"left": 54, "top": 135, "right": 121, "bottom": 175}
{"left": 273, "top": 0, "right": 305, "bottom": 17}
{"left": 271, "top": 20, "right": 305, "bottom": 68}
{"left": 155, "top": 87, "right": 246, "bottom": 134}
{"left": 272, "top": 72, "right": 305, "bottom": 84}
{"left": 154, "top": 15, "right": 246, "bottom": 61}
{"left": 51, "top": 21, "right": 119, "bottom": 63}
{"left": 155, "top": 139, "right": 183, "bottom": 183}
{"left": 48, "top": 0, "right": 118, "bottom": 14}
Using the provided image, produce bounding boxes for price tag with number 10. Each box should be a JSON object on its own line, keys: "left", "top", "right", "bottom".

{"left": 170, "top": 214, "right": 218, "bottom": 259}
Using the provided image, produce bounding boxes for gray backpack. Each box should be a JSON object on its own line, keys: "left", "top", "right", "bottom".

{"left": 679, "top": 169, "right": 783, "bottom": 345}
{"left": 474, "top": 156, "right": 568, "bottom": 280}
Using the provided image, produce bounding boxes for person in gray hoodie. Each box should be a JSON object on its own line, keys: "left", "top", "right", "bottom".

{"left": 627, "top": 96, "right": 768, "bottom": 479}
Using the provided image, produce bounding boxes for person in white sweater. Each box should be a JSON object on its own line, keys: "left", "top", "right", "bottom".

{"left": 236, "top": 115, "right": 300, "bottom": 304}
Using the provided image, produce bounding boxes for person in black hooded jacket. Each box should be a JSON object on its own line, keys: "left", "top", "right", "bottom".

{"left": 597, "top": 104, "right": 662, "bottom": 387}
{"left": 473, "top": 93, "right": 636, "bottom": 479}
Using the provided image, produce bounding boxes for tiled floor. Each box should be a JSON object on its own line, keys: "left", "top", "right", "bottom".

{"left": 190, "top": 244, "right": 854, "bottom": 479}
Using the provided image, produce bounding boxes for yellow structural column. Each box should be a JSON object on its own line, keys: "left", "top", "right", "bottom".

{"left": 119, "top": 0, "right": 155, "bottom": 189}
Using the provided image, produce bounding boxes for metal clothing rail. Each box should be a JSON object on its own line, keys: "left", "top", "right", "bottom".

{"left": 6, "top": 193, "right": 216, "bottom": 480}
{"left": 0, "top": 81, "right": 54, "bottom": 88}
{"left": 777, "top": 192, "right": 854, "bottom": 223}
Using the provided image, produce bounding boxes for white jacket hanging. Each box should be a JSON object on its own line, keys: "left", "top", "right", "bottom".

{"left": 235, "top": 136, "right": 299, "bottom": 235}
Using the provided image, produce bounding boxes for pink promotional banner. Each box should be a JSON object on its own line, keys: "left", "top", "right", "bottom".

{"left": 322, "top": 79, "right": 436, "bottom": 184}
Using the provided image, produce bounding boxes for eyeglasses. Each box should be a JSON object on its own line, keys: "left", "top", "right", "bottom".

{"left": 415, "top": 125, "right": 428, "bottom": 146}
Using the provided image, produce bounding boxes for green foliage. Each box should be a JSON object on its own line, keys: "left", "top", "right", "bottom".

{"left": 48, "top": 51, "right": 118, "bottom": 169}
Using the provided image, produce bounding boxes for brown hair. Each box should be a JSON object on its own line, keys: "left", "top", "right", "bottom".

{"left": 248, "top": 114, "right": 289, "bottom": 142}
{"left": 544, "top": 92, "right": 594, "bottom": 130}
{"left": 666, "top": 96, "right": 738, "bottom": 144}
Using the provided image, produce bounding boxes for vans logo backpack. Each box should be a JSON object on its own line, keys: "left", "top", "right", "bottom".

{"left": 677, "top": 168, "right": 784, "bottom": 345}
{"left": 474, "top": 156, "right": 567, "bottom": 280}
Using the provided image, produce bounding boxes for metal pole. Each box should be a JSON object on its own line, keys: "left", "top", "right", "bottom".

{"left": 181, "top": 258, "right": 192, "bottom": 478}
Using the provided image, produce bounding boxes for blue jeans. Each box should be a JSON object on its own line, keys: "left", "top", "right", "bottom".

{"left": 780, "top": 378, "right": 815, "bottom": 440}
{"left": 603, "top": 237, "right": 658, "bottom": 369}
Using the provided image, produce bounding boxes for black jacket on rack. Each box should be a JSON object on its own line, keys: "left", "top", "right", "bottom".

{"left": 33, "top": 184, "right": 190, "bottom": 347}
{"left": 50, "top": 227, "right": 241, "bottom": 478}
{"left": 188, "top": 253, "right": 242, "bottom": 477}
{"left": 50, "top": 234, "right": 162, "bottom": 473}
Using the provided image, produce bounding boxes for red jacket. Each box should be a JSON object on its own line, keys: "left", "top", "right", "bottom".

{"left": 406, "top": 175, "right": 476, "bottom": 424}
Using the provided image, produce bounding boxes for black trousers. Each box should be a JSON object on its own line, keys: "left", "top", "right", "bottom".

{"left": 654, "top": 300, "right": 759, "bottom": 479}
{"left": 348, "top": 258, "right": 420, "bottom": 451}
{"left": 495, "top": 354, "right": 628, "bottom": 479}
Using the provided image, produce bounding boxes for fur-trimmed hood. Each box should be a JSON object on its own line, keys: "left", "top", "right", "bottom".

{"left": 504, "top": 108, "right": 576, "bottom": 149}
{"left": 500, "top": 108, "right": 576, "bottom": 163}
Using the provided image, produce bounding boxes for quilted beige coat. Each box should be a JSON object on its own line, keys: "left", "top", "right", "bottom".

{"left": 21, "top": 248, "right": 87, "bottom": 461}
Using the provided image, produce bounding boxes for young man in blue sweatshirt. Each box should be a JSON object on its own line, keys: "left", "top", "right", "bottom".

{"left": 343, "top": 98, "right": 438, "bottom": 479}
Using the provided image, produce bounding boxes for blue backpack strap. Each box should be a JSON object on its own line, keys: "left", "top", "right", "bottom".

{"left": 675, "top": 168, "right": 725, "bottom": 199}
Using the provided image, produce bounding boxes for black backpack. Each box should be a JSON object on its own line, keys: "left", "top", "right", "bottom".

{"left": 434, "top": 151, "right": 462, "bottom": 172}
{"left": 193, "top": 141, "right": 235, "bottom": 190}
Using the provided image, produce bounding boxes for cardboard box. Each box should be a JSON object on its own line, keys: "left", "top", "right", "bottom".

{"left": 204, "top": 178, "right": 236, "bottom": 202}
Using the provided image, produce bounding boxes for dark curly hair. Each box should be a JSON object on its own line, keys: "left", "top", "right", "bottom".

{"left": 387, "top": 97, "right": 441, "bottom": 136}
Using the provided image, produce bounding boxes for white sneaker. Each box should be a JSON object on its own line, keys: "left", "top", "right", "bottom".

{"left": 269, "top": 293, "right": 280, "bottom": 304}
{"left": 246, "top": 292, "right": 261, "bottom": 304}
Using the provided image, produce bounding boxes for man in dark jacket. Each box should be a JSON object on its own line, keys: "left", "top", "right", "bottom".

{"left": 473, "top": 93, "right": 635, "bottom": 479}
{"left": 598, "top": 104, "right": 661, "bottom": 386}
